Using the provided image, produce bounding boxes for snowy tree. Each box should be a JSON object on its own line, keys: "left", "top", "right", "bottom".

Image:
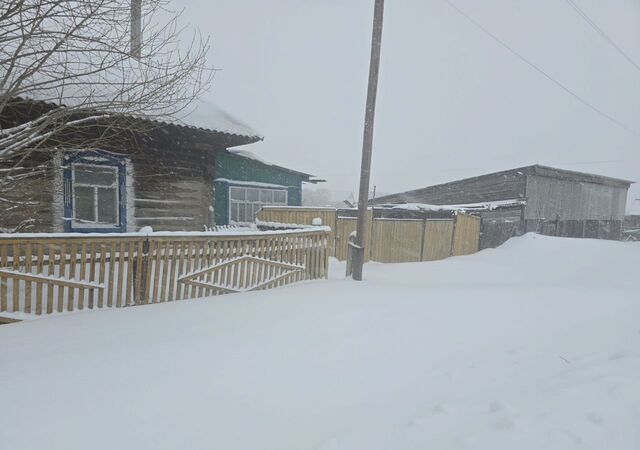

{"left": 0, "top": 0, "right": 211, "bottom": 231}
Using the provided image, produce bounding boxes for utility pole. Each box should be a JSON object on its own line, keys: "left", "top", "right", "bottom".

{"left": 131, "top": 0, "right": 142, "bottom": 59}
{"left": 351, "top": 0, "right": 384, "bottom": 281}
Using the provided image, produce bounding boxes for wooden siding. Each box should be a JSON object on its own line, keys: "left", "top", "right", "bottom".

{"left": 132, "top": 143, "right": 215, "bottom": 231}
{"left": 0, "top": 131, "right": 219, "bottom": 233}
{"left": 0, "top": 156, "right": 56, "bottom": 233}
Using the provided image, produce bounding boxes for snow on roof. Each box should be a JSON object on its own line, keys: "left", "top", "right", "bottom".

{"left": 12, "top": 92, "right": 262, "bottom": 141}
{"left": 227, "top": 148, "right": 268, "bottom": 164}
{"left": 226, "top": 148, "right": 321, "bottom": 181}
{"left": 214, "top": 178, "right": 292, "bottom": 189}
{"left": 169, "top": 99, "right": 263, "bottom": 140}
{"left": 387, "top": 199, "right": 526, "bottom": 212}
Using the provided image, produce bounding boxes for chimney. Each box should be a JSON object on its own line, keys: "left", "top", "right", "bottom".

{"left": 131, "top": 0, "right": 142, "bottom": 59}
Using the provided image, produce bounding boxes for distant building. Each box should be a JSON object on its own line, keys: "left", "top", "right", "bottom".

{"left": 372, "top": 165, "right": 633, "bottom": 248}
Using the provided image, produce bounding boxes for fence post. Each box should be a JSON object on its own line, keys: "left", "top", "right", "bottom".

{"left": 449, "top": 213, "right": 459, "bottom": 257}
{"left": 345, "top": 232, "right": 358, "bottom": 277}
{"left": 419, "top": 214, "right": 427, "bottom": 261}
{"left": 135, "top": 238, "right": 150, "bottom": 304}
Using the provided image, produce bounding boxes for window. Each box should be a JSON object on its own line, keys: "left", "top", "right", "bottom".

{"left": 63, "top": 151, "right": 127, "bottom": 232}
{"left": 229, "top": 186, "right": 288, "bottom": 224}
{"left": 73, "top": 165, "right": 119, "bottom": 225}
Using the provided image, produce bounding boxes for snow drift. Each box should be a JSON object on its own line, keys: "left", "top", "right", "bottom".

{"left": 0, "top": 234, "right": 638, "bottom": 450}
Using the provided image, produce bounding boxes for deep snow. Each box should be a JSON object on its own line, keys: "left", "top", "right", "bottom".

{"left": 0, "top": 234, "right": 639, "bottom": 450}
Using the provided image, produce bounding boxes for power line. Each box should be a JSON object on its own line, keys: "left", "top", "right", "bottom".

{"left": 563, "top": 0, "right": 640, "bottom": 74}
{"left": 442, "top": 0, "right": 639, "bottom": 137}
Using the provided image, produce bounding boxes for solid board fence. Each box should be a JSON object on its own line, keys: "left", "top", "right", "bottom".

{"left": 0, "top": 227, "right": 330, "bottom": 318}
{"left": 257, "top": 207, "right": 338, "bottom": 257}
{"left": 257, "top": 207, "right": 481, "bottom": 264}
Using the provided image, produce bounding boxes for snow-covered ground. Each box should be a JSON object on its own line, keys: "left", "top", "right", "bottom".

{"left": 1, "top": 234, "right": 639, "bottom": 450}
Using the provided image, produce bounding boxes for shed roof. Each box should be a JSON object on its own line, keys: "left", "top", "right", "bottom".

{"left": 525, "top": 165, "right": 633, "bottom": 187}
{"left": 373, "top": 164, "right": 634, "bottom": 204}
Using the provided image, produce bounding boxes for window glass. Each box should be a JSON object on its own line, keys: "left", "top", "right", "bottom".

{"left": 74, "top": 186, "right": 95, "bottom": 222}
{"left": 247, "top": 188, "right": 259, "bottom": 202}
{"left": 229, "top": 186, "right": 289, "bottom": 223}
{"left": 237, "top": 202, "right": 247, "bottom": 223}
{"left": 260, "top": 190, "right": 273, "bottom": 203}
{"left": 74, "top": 165, "right": 116, "bottom": 186}
{"left": 230, "top": 187, "right": 245, "bottom": 201}
{"left": 230, "top": 203, "right": 238, "bottom": 222}
{"left": 97, "top": 188, "right": 118, "bottom": 224}
{"left": 274, "top": 190, "right": 287, "bottom": 204}
{"left": 71, "top": 163, "right": 120, "bottom": 226}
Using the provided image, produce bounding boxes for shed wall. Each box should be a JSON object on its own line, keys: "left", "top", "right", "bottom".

{"left": 524, "top": 175, "right": 628, "bottom": 221}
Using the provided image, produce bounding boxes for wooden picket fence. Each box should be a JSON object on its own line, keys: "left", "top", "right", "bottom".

{"left": 258, "top": 207, "right": 481, "bottom": 263}
{"left": 0, "top": 227, "right": 329, "bottom": 318}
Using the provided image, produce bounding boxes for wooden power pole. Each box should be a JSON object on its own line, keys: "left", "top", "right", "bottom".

{"left": 351, "top": 0, "right": 385, "bottom": 281}
{"left": 131, "top": 0, "right": 142, "bottom": 59}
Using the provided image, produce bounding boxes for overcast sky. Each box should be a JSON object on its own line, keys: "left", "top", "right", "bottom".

{"left": 177, "top": 0, "right": 640, "bottom": 212}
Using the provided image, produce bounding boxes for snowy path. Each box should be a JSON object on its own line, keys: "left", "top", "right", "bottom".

{"left": 0, "top": 234, "right": 639, "bottom": 450}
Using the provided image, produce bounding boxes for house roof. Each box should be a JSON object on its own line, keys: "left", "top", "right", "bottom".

{"left": 8, "top": 95, "right": 263, "bottom": 146}
{"left": 151, "top": 99, "right": 263, "bottom": 143}
{"left": 0, "top": 6, "right": 263, "bottom": 146}
{"left": 227, "top": 149, "right": 325, "bottom": 183}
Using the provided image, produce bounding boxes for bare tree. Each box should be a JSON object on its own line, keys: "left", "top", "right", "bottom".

{"left": 0, "top": 0, "right": 211, "bottom": 231}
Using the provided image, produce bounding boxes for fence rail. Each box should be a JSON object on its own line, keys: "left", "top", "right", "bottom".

{"left": 0, "top": 228, "right": 330, "bottom": 317}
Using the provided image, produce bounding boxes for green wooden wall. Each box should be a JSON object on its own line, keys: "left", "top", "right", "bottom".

{"left": 214, "top": 151, "right": 306, "bottom": 225}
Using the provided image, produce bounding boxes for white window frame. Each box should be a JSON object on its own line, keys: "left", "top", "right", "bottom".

{"left": 71, "top": 163, "right": 120, "bottom": 228}
{"left": 228, "top": 186, "right": 288, "bottom": 224}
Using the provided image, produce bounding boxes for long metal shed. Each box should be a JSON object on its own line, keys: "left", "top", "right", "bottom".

{"left": 371, "top": 165, "right": 633, "bottom": 248}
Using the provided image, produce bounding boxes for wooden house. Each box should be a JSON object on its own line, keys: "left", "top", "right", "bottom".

{"left": 0, "top": 97, "right": 320, "bottom": 233}
{"left": 372, "top": 165, "right": 633, "bottom": 248}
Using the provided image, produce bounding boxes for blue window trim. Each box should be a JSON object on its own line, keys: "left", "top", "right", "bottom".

{"left": 63, "top": 150, "right": 127, "bottom": 233}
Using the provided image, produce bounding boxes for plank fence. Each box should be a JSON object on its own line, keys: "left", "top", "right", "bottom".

{"left": 0, "top": 227, "right": 330, "bottom": 318}
{"left": 258, "top": 207, "right": 481, "bottom": 263}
